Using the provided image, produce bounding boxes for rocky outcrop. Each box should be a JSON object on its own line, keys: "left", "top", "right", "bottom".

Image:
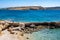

{"left": 25, "top": 22, "right": 60, "bottom": 29}
{"left": 0, "top": 21, "right": 60, "bottom": 34}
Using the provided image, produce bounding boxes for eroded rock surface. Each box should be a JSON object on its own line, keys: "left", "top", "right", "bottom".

{"left": 0, "top": 21, "right": 60, "bottom": 40}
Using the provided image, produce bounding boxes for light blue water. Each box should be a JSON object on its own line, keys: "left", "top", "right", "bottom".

{"left": 0, "top": 10, "right": 60, "bottom": 40}
{"left": 32, "top": 29, "right": 60, "bottom": 40}
{"left": 0, "top": 10, "right": 60, "bottom": 22}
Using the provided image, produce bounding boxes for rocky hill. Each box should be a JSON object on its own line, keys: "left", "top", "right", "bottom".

{"left": 0, "top": 6, "right": 45, "bottom": 10}
{"left": 0, "top": 6, "right": 60, "bottom": 10}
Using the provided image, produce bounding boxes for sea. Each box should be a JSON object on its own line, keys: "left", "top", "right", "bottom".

{"left": 0, "top": 10, "right": 60, "bottom": 22}
{"left": 0, "top": 10, "right": 60, "bottom": 40}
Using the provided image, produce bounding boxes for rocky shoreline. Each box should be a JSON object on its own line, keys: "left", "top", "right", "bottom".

{"left": 0, "top": 21, "right": 60, "bottom": 34}
{"left": 0, "top": 20, "right": 60, "bottom": 40}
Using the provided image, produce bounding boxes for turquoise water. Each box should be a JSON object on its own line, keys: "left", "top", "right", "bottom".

{"left": 32, "top": 29, "right": 60, "bottom": 40}
{"left": 0, "top": 10, "right": 60, "bottom": 40}
{"left": 0, "top": 10, "right": 60, "bottom": 22}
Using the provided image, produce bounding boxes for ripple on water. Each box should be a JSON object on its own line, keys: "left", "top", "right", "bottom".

{"left": 31, "top": 29, "right": 60, "bottom": 40}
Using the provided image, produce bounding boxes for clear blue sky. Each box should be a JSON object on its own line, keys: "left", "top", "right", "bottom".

{"left": 0, "top": 0, "right": 60, "bottom": 8}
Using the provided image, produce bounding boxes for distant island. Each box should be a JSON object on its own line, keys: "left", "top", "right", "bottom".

{"left": 0, "top": 6, "right": 60, "bottom": 10}
{"left": 0, "top": 6, "right": 44, "bottom": 10}
{"left": 45, "top": 7, "right": 60, "bottom": 10}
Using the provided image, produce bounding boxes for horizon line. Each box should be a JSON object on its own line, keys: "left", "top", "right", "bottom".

{"left": 0, "top": 6, "right": 60, "bottom": 8}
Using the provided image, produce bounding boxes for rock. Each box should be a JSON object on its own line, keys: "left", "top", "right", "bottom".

{"left": 0, "top": 20, "right": 60, "bottom": 34}
{"left": 26, "top": 37, "right": 29, "bottom": 39}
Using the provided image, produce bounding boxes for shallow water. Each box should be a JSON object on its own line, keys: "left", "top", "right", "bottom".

{"left": 32, "top": 29, "right": 60, "bottom": 40}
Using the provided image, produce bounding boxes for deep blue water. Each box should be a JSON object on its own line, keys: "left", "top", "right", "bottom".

{"left": 0, "top": 10, "right": 60, "bottom": 22}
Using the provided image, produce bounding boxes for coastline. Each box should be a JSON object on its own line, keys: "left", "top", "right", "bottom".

{"left": 0, "top": 20, "right": 60, "bottom": 34}
{"left": 0, "top": 20, "right": 60, "bottom": 40}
